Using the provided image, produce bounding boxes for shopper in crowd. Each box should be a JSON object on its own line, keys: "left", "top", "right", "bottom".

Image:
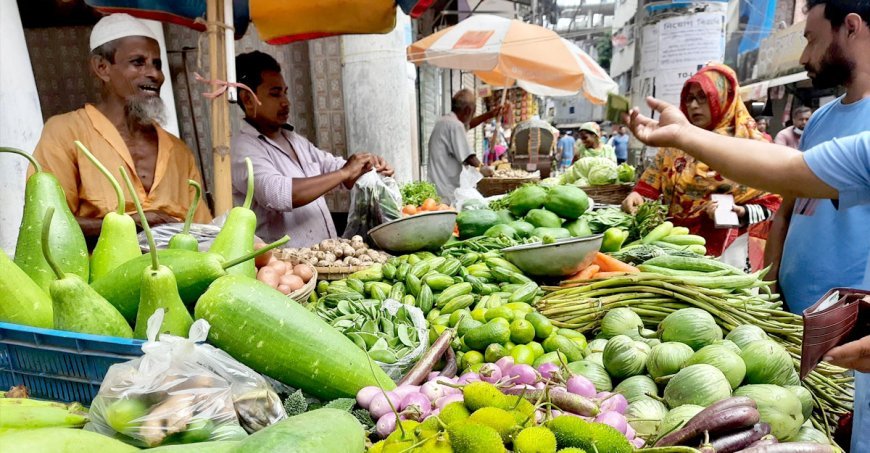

{"left": 608, "top": 125, "right": 630, "bottom": 164}
{"left": 231, "top": 51, "right": 393, "bottom": 247}
{"left": 624, "top": 2, "right": 870, "bottom": 449}
{"left": 30, "top": 13, "right": 212, "bottom": 242}
{"left": 756, "top": 117, "right": 773, "bottom": 142}
{"left": 556, "top": 130, "right": 576, "bottom": 171}
{"left": 574, "top": 122, "right": 616, "bottom": 162}
{"left": 427, "top": 89, "right": 508, "bottom": 204}
{"left": 774, "top": 106, "right": 813, "bottom": 149}
{"left": 762, "top": 0, "right": 870, "bottom": 316}
{"left": 622, "top": 64, "right": 780, "bottom": 267}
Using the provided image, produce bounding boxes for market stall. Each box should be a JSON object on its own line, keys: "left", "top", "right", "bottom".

{"left": 0, "top": 145, "right": 853, "bottom": 452}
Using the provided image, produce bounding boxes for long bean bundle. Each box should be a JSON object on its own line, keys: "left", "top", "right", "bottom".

{"left": 538, "top": 272, "right": 853, "bottom": 436}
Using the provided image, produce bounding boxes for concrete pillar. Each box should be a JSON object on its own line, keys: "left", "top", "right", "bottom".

{"left": 341, "top": 10, "right": 417, "bottom": 184}
{"left": 141, "top": 20, "right": 180, "bottom": 137}
{"left": 0, "top": 0, "right": 43, "bottom": 256}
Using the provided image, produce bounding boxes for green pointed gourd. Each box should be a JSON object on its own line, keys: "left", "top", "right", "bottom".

{"left": 119, "top": 167, "right": 193, "bottom": 339}
{"left": 41, "top": 207, "right": 132, "bottom": 338}
{"left": 74, "top": 141, "right": 141, "bottom": 282}
{"left": 209, "top": 157, "right": 257, "bottom": 278}
{"left": 168, "top": 180, "right": 202, "bottom": 251}
{"left": 0, "top": 250, "right": 53, "bottom": 328}
{"left": 3, "top": 147, "right": 88, "bottom": 293}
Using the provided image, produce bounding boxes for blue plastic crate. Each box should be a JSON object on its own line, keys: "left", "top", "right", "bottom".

{"left": 0, "top": 322, "right": 144, "bottom": 404}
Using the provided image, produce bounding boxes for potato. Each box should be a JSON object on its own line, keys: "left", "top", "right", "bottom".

{"left": 269, "top": 260, "right": 288, "bottom": 275}
{"left": 257, "top": 267, "right": 280, "bottom": 288}
{"left": 281, "top": 274, "right": 305, "bottom": 292}
{"left": 293, "top": 264, "right": 314, "bottom": 283}
{"left": 276, "top": 284, "right": 292, "bottom": 295}
{"left": 254, "top": 241, "right": 273, "bottom": 268}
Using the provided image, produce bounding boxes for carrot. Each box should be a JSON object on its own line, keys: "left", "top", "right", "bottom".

{"left": 403, "top": 205, "right": 418, "bottom": 215}
{"left": 594, "top": 252, "right": 640, "bottom": 273}
{"left": 422, "top": 198, "right": 438, "bottom": 211}
{"left": 574, "top": 265, "right": 600, "bottom": 280}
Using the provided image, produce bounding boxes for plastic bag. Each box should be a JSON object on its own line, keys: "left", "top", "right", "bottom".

{"left": 377, "top": 299, "right": 429, "bottom": 380}
{"left": 453, "top": 165, "right": 485, "bottom": 211}
{"left": 343, "top": 169, "right": 402, "bottom": 241}
{"left": 138, "top": 223, "right": 264, "bottom": 252}
{"left": 87, "top": 311, "right": 286, "bottom": 447}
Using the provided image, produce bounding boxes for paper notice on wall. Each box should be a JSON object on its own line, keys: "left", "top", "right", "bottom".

{"left": 640, "top": 25, "right": 659, "bottom": 77}
{"left": 655, "top": 68, "right": 698, "bottom": 109}
{"left": 657, "top": 12, "right": 725, "bottom": 70}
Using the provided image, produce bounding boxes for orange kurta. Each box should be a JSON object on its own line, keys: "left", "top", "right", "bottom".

{"left": 30, "top": 104, "right": 212, "bottom": 223}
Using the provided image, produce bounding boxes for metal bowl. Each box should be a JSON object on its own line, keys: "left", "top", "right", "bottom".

{"left": 368, "top": 211, "right": 458, "bottom": 253}
{"left": 501, "top": 234, "right": 603, "bottom": 277}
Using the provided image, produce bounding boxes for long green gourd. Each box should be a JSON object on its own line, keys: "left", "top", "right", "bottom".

{"left": 195, "top": 275, "right": 396, "bottom": 400}
{"left": 167, "top": 180, "right": 202, "bottom": 251}
{"left": 41, "top": 207, "right": 132, "bottom": 338}
{"left": 3, "top": 147, "right": 88, "bottom": 292}
{"left": 234, "top": 409, "right": 365, "bottom": 453}
{"left": 0, "top": 250, "right": 53, "bottom": 328}
{"left": 75, "top": 141, "right": 141, "bottom": 281}
{"left": 209, "top": 157, "right": 257, "bottom": 278}
{"left": 120, "top": 167, "right": 193, "bottom": 339}
{"left": 91, "top": 238, "right": 289, "bottom": 323}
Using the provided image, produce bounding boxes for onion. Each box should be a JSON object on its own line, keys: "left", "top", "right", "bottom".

{"left": 537, "top": 363, "right": 560, "bottom": 380}
{"left": 458, "top": 372, "right": 480, "bottom": 384}
{"left": 434, "top": 394, "right": 464, "bottom": 410}
{"left": 625, "top": 424, "right": 636, "bottom": 440}
{"left": 549, "top": 409, "right": 563, "bottom": 418}
{"left": 507, "top": 364, "right": 538, "bottom": 386}
{"left": 427, "top": 372, "right": 440, "bottom": 381}
{"left": 421, "top": 380, "right": 446, "bottom": 402}
{"left": 594, "top": 411, "right": 628, "bottom": 434}
{"left": 495, "top": 356, "right": 515, "bottom": 373}
{"left": 534, "top": 382, "right": 546, "bottom": 390}
{"left": 631, "top": 438, "right": 646, "bottom": 449}
{"left": 369, "top": 391, "right": 399, "bottom": 419}
{"left": 599, "top": 393, "right": 628, "bottom": 414}
{"left": 479, "top": 363, "right": 502, "bottom": 383}
{"left": 356, "top": 386, "right": 382, "bottom": 409}
{"left": 429, "top": 408, "right": 440, "bottom": 418}
{"left": 392, "top": 385, "right": 421, "bottom": 401}
{"left": 400, "top": 393, "right": 432, "bottom": 421}
{"left": 376, "top": 413, "right": 398, "bottom": 438}
{"left": 566, "top": 375, "right": 596, "bottom": 398}
{"left": 534, "top": 410, "right": 545, "bottom": 424}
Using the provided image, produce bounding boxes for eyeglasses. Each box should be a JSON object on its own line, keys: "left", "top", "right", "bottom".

{"left": 685, "top": 93, "right": 708, "bottom": 106}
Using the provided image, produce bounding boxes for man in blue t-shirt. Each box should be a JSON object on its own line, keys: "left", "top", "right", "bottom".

{"left": 763, "top": 0, "right": 870, "bottom": 315}
{"left": 608, "top": 125, "right": 630, "bottom": 164}
{"left": 556, "top": 130, "right": 576, "bottom": 170}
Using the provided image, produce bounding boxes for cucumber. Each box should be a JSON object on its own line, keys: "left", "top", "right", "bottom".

{"left": 464, "top": 319, "right": 511, "bottom": 350}
{"left": 236, "top": 408, "right": 364, "bottom": 453}
{"left": 660, "top": 234, "right": 706, "bottom": 246}
{"left": 435, "top": 282, "right": 473, "bottom": 307}
{"left": 642, "top": 221, "right": 674, "bottom": 244}
{"left": 508, "top": 282, "right": 539, "bottom": 303}
{"left": 441, "top": 295, "right": 475, "bottom": 315}
{"left": 424, "top": 274, "right": 455, "bottom": 291}
{"left": 195, "top": 275, "right": 394, "bottom": 400}
{"left": 643, "top": 255, "right": 742, "bottom": 274}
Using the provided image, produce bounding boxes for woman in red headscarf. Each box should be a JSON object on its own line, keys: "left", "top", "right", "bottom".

{"left": 621, "top": 64, "right": 781, "bottom": 269}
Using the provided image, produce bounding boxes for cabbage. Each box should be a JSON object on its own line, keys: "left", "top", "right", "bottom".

{"left": 614, "top": 375, "right": 658, "bottom": 403}
{"left": 734, "top": 384, "right": 804, "bottom": 440}
{"left": 685, "top": 345, "right": 746, "bottom": 389}
{"left": 656, "top": 404, "right": 704, "bottom": 441}
{"left": 791, "top": 425, "right": 830, "bottom": 444}
{"left": 657, "top": 308, "right": 723, "bottom": 350}
{"left": 617, "top": 163, "right": 636, "bottom": 183}
{"left": 563, "top": 157, "right": 617, "bottom": 186}
{"left": 584, "top": 352, "right": 604, "bottom": 367}
{"left": 785, "top": 385, "right": 814, "bottom": 422}
{"left": 566, "top": 360, "right": 612, "bottom": 392}
{"left": 713, "top": 339, "right": 743, "bottom": 356}
{"left": 586, "top": 339, "right": 609, "bottom": 354}
{"left": 588, "top": 166, "right": 618, "bottom": 185}
{"left": 725, "top": 324, "right": 770, "bottom": 350}
{"left": 599, "top": 308, "right": 644, "bottom": 339}
{"left": 571, "top": 177, "right": 590, "bottom": 187}
{"left": 626, "top": 398, "right": 668, "bottom": 439}
{"left": 647, "top": 342, "right": 695, "bottom": 380}
{"left": 741, "top": 340, "right": 796, "bottom": 385}
{"left": 603, "top": 335, "right": 651, "bottom": 380}
{"left": 663, "top": 364, "right": 732, "bottom": 408}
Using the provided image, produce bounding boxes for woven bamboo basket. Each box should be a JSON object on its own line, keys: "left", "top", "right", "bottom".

{"left": 579, "top": 183, "right": 634, "bottom": 205}
{"left": 287, "top": 264, "right": 317, "bottom": 303}
{"left": 477, "top": 176, "right": 539, "bottom": 197}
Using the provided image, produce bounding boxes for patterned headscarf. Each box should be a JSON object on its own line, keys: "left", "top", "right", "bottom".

{"left": 680, "top": 64, "right": 763, "bottom": 140}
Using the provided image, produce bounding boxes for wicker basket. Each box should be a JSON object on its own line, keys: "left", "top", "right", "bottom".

{"left": 477, "top": 177, "right": 539, "bottom": 197}
{"left": 579, "top": 183, "right": 634, "bottom": 205}
{"left": 287, "top": 264, "right": 317, "bottom": 303}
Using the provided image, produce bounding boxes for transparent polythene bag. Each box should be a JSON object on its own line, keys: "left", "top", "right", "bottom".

{"left": 453, "top": 165, "right": 485, "bottom": 211}
{"left": 343, "top": 169, "right": 402, "bottom": 241}
{"left": 377, "top": 299, "right": 429, "bottom": 380}
{"left": 87, "top": 311, "right": 286, "bottom": 448}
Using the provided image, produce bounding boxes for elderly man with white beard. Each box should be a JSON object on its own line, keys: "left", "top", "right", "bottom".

{"left": 30, "top": 13, "right": 211, "bottom": 242}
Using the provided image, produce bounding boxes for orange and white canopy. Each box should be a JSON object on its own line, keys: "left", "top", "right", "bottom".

{"left": 408, "top": 14, "right": 618, "bottom": 104}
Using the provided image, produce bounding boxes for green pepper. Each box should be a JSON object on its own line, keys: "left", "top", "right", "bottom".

{"left": 601, "top": 227, "right": 628, "bottom": 253}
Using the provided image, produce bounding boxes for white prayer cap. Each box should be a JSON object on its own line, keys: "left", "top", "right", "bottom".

{"left": 90, "top": 13, "right": 159, "bottom": 51}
